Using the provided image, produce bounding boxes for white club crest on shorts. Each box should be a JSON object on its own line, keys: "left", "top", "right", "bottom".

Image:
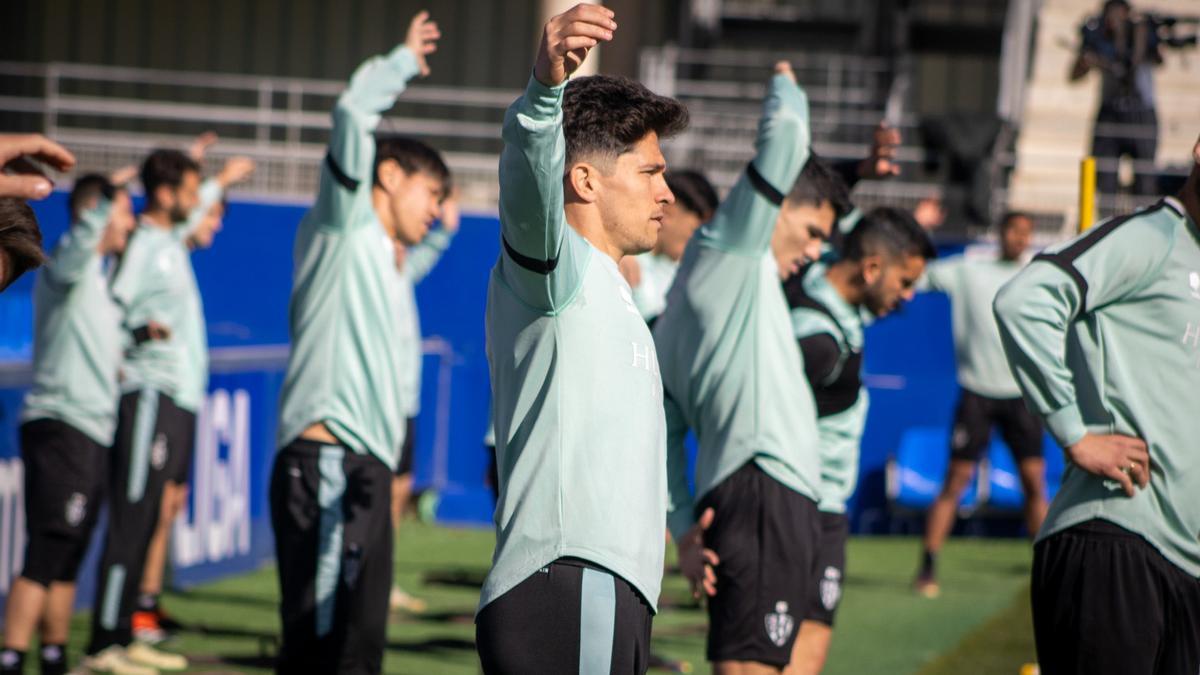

{"left": 151, "top": 433, "right": 168, "bottom": 470}
{"left": 820, "top": 566, "right": 842, "bottom": 611}
{"left": 65, "top": 492, "right": 88, "bottom": 527}
{"left": 764, "top": 601, "right": 795, "bottom": 647}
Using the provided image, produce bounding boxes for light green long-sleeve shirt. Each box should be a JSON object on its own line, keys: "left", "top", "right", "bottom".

{"left": 654, "top": 73, "right": 822, "bottom": 541}
{"left": 22, "top": 201, "right": 125, "bottom": 445}
{"left": 631, "top": 252, "right": 679, "bottom": 322}
{"left": 111, "top": 219, "right": 208, "bottom": 413}
{"left": 791, "top": 264, "right": 869, "bottom": 514}
{"left": 923, "top": 255, "right": 1025, "bottom": 398}
{"left": 482, "top": 76, "right": 667, "bottom": 613}
{"left": 277, "top": 45, "right": 421, "bottom": 469}
{"left": 994, "top": 197, "right": 1200, "bottom": 576}
{"left": 396, "top": 227, "right": 454, "bottom": 419}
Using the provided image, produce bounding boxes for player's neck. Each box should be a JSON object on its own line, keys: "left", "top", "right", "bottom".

{"left": 141, "top": 208, "right": 173, "bottom": 230}
{"left": 564, "top": 202, "right": 622, "bottom": 262}
{"left": 826, "top": 263, "right": 864, "bottom": 308}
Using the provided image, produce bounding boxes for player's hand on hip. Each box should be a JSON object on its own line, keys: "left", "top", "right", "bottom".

{"left": 1066, "top": 433, "right": 1150, "bottom": 497}
{"left": 677, "top": 507, "right": 720, "bottom": 599}
{"left": 533, "top": 3, "right": 616, "bottom": 87}
{"left": 406, "top": 10, "right": 441, "bottom": 77}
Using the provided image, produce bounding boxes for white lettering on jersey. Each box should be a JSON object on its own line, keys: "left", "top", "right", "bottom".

{"left": 631, "top": 341, "right": 658, "bottom": 374}
{"left": 1182, "top": 322, "right": 1200, "bottom": 349}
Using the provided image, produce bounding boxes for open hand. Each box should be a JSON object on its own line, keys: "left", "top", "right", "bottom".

{"left": 677, "top": 508, "right": 720, "bottom": 599}
{"left": 188, "top": 132, "right": 219, "bottom": 163}
{"left": 218, "top": 156, "right": 256, "bottom": 188}
{"left": 1067, "top": 433, "right": 1150, "bottom": 497}
{"left": 534, "top": 4, "right": 616, "bottom": 87}
{"left": 406, "top": 11, "right": 441, "bottom": 77}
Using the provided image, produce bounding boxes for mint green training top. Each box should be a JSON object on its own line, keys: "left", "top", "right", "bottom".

{"left": 790, "top": 264, "right": 869, "bottom": 514}
{"left": 654, "top": 73, "right": 823, "bottom": 541}
{"left": 277, "top": 45, "right": 421, "bottom": 469}
{"left": 481, "top": 75, "right": 668, "bottom": 613}
{"left": 22, "top": 200, "right": 124, "bottom": 445}
{"left": 923, "top": 255, "right": 1025, "bottom": 399}
{"left": 994, "top": 197, "right": 1200, "bottom": 576}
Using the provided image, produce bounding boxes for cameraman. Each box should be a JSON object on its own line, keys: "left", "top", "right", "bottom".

{"left": 1071, "top": 0, "right": 1163, "bottom": 200}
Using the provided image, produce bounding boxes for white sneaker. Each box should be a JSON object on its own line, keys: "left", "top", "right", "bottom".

{"left": 125, "top": 643, "right": 187, "bottom": 671}
{"left": 81, "top": 646, "right": 158, "bottom": 675}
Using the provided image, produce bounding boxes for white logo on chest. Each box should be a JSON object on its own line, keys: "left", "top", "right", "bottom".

{"left": 1189, "top": 271, "right": 1200, "bottom": 300}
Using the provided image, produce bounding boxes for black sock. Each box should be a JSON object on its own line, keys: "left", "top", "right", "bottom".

{"left": 0, "top": 648, "right": 25, "bottom": 674}
{"left": 39, "top": 644, "right": 66, "bottom": 675}
{"left": 920, "top": 550, "right": 937, "bottom": 577}
{"left": 136, "top": 592, "right": 159, "bottom": 612}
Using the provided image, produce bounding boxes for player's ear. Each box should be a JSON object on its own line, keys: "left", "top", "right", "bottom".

{"left": 566, "top": 162, "right": 600, "bottom": 204}
{"left": 861, "top": 254, "right": 884, "bottom": 285}
{"left": 376, "top": 159, "right": 404, "bottom": 194}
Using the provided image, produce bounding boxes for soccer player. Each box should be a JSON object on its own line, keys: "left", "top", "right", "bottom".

{"left": 620, "top": 170, "right": 718, "bottom": 324}
{"left": 133, "top": 144, "right": 255, "bottom": 644}
{"left": 993, "top": 135, "right": 1200, "bottom": 675}
{"left": 0, "top": 173, "right": 136, "bottom": 675}
{"left": 270, "top": 12, "right": 443, "bottom": 674}
{"left": 785, "top": 209, "right": 934, "bottom": 675}
{"left": 388, "top": 191, "right": 458, "bottom": 614}
{"left": 654, "top": 61, "right": 849, "bottom": 673}
{"left": 85, "top": 147, "right": 211, "bottom": 672}
{"left": 475, "top": 5, "right": 688, "bottom": 673}
{"left": 913, "top": 211, "right": 1046, "bottom": 598}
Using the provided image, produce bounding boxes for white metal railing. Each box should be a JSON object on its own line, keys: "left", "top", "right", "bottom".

{"left": 0, "top": 60, "right": 515, "bottom": 206}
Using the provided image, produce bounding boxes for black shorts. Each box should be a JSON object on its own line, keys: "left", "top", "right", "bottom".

{"left": 395, "top": 417, "right": 417, "bottom": 476}
{"left": 697, "top": 460, "right": 820, "bottom": 667}
{"left": 804, "top": 511, "right": 849, "bottom": 627}
{"left": 164, "top": 405, "right": 197, "bottom": 485}
{"left": 1032, "top": 519, "right": 1200, "bottom": 675}
{"left": 269, "top": 439, "right": 394, "bottom": 675}
{"left": 18, "top": 419, "right": 107, "bottom": 586}
{"left": 950, "top": 389, "right": 1043, "bottom": 462}
{"left": 475, "top": 558, "right": 652, "bottom": 675}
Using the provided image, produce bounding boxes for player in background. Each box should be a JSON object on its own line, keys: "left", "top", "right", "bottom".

{"left": 1, "top": 171, "right": 138, "bottom": 675}
{"left": 619, "top": 170, "right": 718, "bottom": 324}
{"left": 270, "top": 11, "right": 444, "bottom": 674}
{"left": 784, "top": 208, "right": 934, "bottom": 674}
{"left": 654, "top": 61, "right": 850, "bottom": 674}
{"left": 913, "top": 211, "right": 1047, "bottom": 598}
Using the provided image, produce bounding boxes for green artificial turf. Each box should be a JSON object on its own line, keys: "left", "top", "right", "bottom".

{"left": 47, "top": 524, "right": 1037, "bottom": 674}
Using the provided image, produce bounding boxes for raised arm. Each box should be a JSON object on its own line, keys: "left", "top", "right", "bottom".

{"left": 44, "top": 199, "right": 110, "bottom": 288}
{"left": 994, "top": 216, "right": 1166, "bottom": 495}
{"left": 701, "top": 62, "right": 811, "bottom": 255}
{"left": 496, "top": 4, "right": 615, "bottom": 310}
{"left": 314, "top": 12, "right": 439, "bottom": 227}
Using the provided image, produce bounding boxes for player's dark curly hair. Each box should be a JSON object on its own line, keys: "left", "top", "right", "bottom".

{"left": 786, "top": 150, "right": 852, "bottom": 220}
{"left": 563, "top": 75, "right": 689, "bottom": 168}
{"left": 667, "top": 170, "right": 719, "bottom": 222}
{"left": 374, "top": 135, "right": 451, "bottom": 193}
{"left": 0, "top": 198, "right": 46, "bottom": 290}
{"left": 141, "top": 149, "right": 200, "bottom": 209}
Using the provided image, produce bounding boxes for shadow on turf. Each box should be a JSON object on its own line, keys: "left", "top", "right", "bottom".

{"left": 170, "top": 587, "right": 277, "bottom": 609}
{"left": 422, "top": 567, "right": 488, "bottom": 589}
{"left": 388, "top": 637, "right": 477, "bottom": 655}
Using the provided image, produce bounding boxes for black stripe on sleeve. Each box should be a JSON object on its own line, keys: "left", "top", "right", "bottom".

{"left": 502, "top": 236, "right": 559, "bottom": 275}
{"left": 1032, "top": 252, "right": 1091, "bottom": 314}
{"left": 746, "top": 161, "right": 785, "bottom": 206}
{"left": 1030, "top": 200, "right": 1171, "bottom": 315}
{"left": 324, "top": 152, "right": 360, "bottom": 192}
